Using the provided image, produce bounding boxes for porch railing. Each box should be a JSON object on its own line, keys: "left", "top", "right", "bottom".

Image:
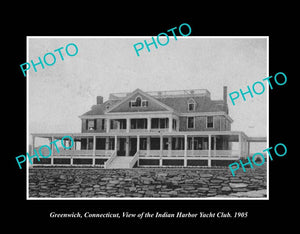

{"left": 51, "top": 149, "right": 113, "bottom": 157}
{"left": 129, "top": 150, "right": 139, "bottom": 168}
{"left": 138, "top": 150, "right": 240, "bottom": 158}
{"left": 104, "top": 151, "right": 117, "bottom": 169}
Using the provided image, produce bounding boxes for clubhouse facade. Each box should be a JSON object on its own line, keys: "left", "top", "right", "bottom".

{"left": 31, "top": 87, "right": 264, "bottom": 168}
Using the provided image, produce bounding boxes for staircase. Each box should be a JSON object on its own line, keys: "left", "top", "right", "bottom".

{"left": 106, "top": 156, "right": 133, "bottom": 169}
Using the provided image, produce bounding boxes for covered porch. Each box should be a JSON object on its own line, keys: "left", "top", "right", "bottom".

{"left": 30, "top": 131, "right": 249, "bottom": 168}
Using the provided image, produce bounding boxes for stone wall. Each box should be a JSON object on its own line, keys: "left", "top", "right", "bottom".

{"left": 29, "top": 165, "right": 267, "bottom": 198}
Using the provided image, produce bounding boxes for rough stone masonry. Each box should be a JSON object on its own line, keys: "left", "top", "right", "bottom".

{"left": 28, "top": 165, "right": 267, "bottom": 198}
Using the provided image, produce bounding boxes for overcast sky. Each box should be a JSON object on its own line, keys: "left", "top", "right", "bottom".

{"left": 28, "top": 36, "right": 268, "bottom": 150}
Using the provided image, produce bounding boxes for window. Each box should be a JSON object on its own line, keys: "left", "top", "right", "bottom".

{"left": 188, "top": 99, "right": 196, "bottom": 111}
{"left": 110, "top": 120, "right": 118, "bottom": 129}
{"left": 172, "top": 119, "right": 177, "bottom": 130}
{"left": 142, "top": 100, "right": 148, "bottom": 107}
{"left": 131, "top": 119, "right": 147, "bottom": 129}
{"left": 151, "top": 118, "right": 159, "bottom": 128}
{"left": 140, "top": 138, "right": 147, "bottom": 150}
{"left": 207, "top": 116, "right": 214, "bottom": 128}
{"left": 119, "top": 119, "right": 126, "bottom": 129}
{"left": 135, "top": 97, "right": 141, "bottom": 106}
{"left": 187, "top": 117, "right": 194, "bottom": 129}
{"left": 108, "top": 138, "right": 115, "bottom": 150}
{"left": 86, "top": 119, "right": 96, "bottom": 130}
{"left": 101, "top": 119, "right": 105, "bottom": 130}
{"left": 130, "top": 96, "right": 148, "bottom": 108}
{"left": 151, "top": 118, "right": 168, "bottom": 129}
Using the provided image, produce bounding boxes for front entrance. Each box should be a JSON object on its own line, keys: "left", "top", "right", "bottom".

{"left": 129, "top": 138, "right": 137, "bottom": 156}
{"left": 116, "top": 137, "right": 137, "bottom": 156}
{"left": 117, "top": 138, "right": 126, "bottom": 156}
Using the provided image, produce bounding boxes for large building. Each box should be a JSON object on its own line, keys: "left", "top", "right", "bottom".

{"left": 31, "top": 87, "right": 255, "bottom": 168}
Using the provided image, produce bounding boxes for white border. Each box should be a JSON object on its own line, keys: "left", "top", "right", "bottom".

{"left": 26, "top": 36, "right": 269, "bottom": 201}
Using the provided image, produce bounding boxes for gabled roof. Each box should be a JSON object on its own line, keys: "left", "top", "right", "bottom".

{"left": 106, "top": 88, "right": 174, "bottom": 113}
{"left": 80, "top": 88, "right": 228, "bottom": 117}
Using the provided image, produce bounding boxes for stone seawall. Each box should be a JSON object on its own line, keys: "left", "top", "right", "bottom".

{"left": 29, "top": 165, "right": 267, "bottom": 198}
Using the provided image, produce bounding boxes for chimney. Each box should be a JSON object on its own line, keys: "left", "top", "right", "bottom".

{"left": 97, "top": 96, "right": 103, "bottom": 104}
{"left": 223, "top": 86, "right": 227, "bottom": 104}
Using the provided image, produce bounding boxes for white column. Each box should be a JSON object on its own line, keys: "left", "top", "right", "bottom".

{"left": 168, "top": 116, "right": 172, "bottom": 132}
{"left": 32, "top": 136, "right": 35, "bottom": 152}
{"left": 105, "top": 137, "right": 109, "bottom": 151}
{"left": 137, "top": 135, "right": 140, "bottom": 152}
{"left": 208, "top": 135, "right": 211, "bottom": 167}
{"left": 239, "top": 133, "right": 242, "bottom": 158}
{"left": 184, "top": 134, "right": 187, "bottom": 166}
{"left": 247, "top": 141, "right": 250, "bottom": 157}
{"left": 214, "top": 135, "right": 217, "bottom": 157}
{"left": 106, "top": 119, "right": 110, "bottom": 133}
{"left": 168, "top": 136, "right": 172, "bottom": 157}
{"left": 146, "top": 136, "right": 150, "bottom": 156}
{"left": 50, "top": 136, "right": 54, "bottom": 165}
{"left": 93, "top": 136, "right": 96, "bottom": 154}
{"left": 159, "top": 134, "right": 163, "bottom": 166}
{"left": 114, "top": 135, "right": 117, "bottom": 153}
{"left": 126, "top": 118, "right": 130, "bottom": 133}
{"left": 191, "top": 136, "right": 194, "bottom": 156}
{"left": 126, "top": 137, "right": 129, "bottom": 156}
{"left": 147, "top": 117, "right": 151, "bottom": 131}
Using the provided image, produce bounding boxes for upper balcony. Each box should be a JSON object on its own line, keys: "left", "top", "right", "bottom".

{"left": 108, "top": 117, "right": 178, "bottom": 133}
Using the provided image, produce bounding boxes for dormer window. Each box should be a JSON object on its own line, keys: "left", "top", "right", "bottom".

{"left": 188, "top": 98, "right": 196, "bottom": 111}
{"left": 135, "top": 97, "right": 141, "bottom": 106}
{"left": 129, "top": 96, "right": 148, "bottom": 108}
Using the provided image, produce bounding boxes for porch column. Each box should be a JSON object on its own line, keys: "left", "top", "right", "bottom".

{"left": 137, "top": 135, "right": 140, "bottom": 152}
{"left": 184, "top": 134, "right": 187, "bottom": 166}
{"left": 50, "top": 136, "right": 54, "bottom": 165}
{"left": 247, "top": 141, "right": 250, "bottom": 157}
{"left": 125, "top": 137, "right": 129, "bottom": 156}
{"left": 214, "top": 135, "right": 217, "bottom": 157}
{"left": 146, "top": 136, "right": 150, "bottom": 156}
{"left": 92, "top": 136, "right": 96, "bottom": 166}
{"left": 32, "top": 136, "right": 35, "bottom": 152}
{"left": 168, "top": 136, "right": 172, "bottom": 157}
{"left": 106, "top": 118, "right": 110, "bottom": 133}
{"left": 159, "top": 134, "right": 163, "bottom": 166}
{"left": 126, "top": 118, "right": 130, "bottom": 133}
{"left": 105, "top": 137, "right": 109, "bottom": 151}
{"left": 168, "top": 116, "right": 172, "bottom": 132}
{"left": 147, "top": 117, "right": 151, "bottom": 131}
{"left": 239, "top": 133, "right": 242, "bottom": 158}
{"left": 191, "top": 136, "right": 194, "bottom": 156}
{"left": 208, "top": 134, "right": 211, "bottom": 167}
{"left": 114, "top": 135, "right": 117, "bottom": 153}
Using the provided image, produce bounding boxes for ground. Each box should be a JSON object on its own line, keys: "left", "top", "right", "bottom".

{"left": 28, "top": 164, "right": 267, "bottom": 198}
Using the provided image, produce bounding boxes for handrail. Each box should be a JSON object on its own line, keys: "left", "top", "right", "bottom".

{"left": 104, "top": 150, "right": 117, "bottom": 169}
{"left": 129, "top": 150, "right": 139, "bottom": 168}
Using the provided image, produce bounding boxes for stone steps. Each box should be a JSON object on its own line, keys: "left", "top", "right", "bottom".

{"left": 107, "top": 156, "right": 133, "bottom": 169}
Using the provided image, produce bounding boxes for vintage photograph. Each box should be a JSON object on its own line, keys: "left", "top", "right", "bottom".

{"left": 27, "top": 36, "right": 268, "bottom": 199}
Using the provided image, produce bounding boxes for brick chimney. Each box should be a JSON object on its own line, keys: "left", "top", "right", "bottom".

{"left": 97, "top": 96, "right": 103, "bottom": 104}
{"left": 223, "top": 86, "right": 227, "bottom": 104}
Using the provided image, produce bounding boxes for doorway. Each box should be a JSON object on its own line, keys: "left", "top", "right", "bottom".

{"left": 129, "top": 137, "right": 137, "bottom": 156}
{"left": 117, "top": 137, "right": 126, "bottom": 156}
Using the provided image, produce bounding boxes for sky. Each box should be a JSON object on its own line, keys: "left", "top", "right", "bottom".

{"left": 28, "top": 36, "right": 268, "bottom": 151}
